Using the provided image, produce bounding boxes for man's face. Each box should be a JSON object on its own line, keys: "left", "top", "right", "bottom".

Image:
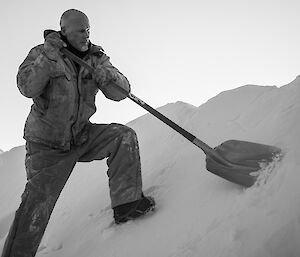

{"left": 62, "top": 15, "right": 90, "bottom": 52}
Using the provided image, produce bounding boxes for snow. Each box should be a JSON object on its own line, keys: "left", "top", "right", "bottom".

{"left": 1, "top": 76, "right": 300, "bottom": 257}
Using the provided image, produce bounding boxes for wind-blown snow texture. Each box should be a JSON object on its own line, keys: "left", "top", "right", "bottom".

{"left": 1, "top": 76, "right": 300, "bottom": 257}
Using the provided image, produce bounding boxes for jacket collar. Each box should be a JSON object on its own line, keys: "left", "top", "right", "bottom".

{"left": 43, "top": 29, "right": 104, "bottom": 57}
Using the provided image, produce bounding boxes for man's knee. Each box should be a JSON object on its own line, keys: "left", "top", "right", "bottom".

{"left": 120, "top": 127, "right": 138, "bottom": 147}
{"left": 110, "top": 123, "right": 138, "bottom": 141}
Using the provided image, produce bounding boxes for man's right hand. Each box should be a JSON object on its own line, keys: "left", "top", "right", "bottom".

{"left": 44, "top": 32, "right": 67, "bottom": 60}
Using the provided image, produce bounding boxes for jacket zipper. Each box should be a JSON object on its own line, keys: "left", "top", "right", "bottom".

{"left": 67, "top": 58, "right": 82, "bottom": 143}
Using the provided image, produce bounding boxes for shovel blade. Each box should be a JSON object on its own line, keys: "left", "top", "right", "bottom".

{"left": 205, "top": 140, "right": 282, "bottom": 187}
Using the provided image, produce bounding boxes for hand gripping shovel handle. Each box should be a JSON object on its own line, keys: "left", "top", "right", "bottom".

{"left": 61, "top": 48, "right": 231, "bottom": 166}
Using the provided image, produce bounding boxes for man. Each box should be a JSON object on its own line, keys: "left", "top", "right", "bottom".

{"left": 1, "top": 9, "right": 155, "bottom": 257}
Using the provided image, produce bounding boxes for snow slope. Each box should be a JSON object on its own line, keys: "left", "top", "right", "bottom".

{"left": 1, "top": 76, "right": 300, "bottom": 257}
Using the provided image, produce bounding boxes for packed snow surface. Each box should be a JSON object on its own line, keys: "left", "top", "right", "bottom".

{"left": 1, "top": 76, "right": 300, "bottom": 257}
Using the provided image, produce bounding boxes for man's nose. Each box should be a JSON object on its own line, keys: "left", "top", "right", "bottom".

{"left": 84, "top": 30, "right": 89, "bottom": 38}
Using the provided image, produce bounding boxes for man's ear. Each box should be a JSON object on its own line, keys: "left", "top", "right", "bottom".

{"left": 61, "top": 27, "right": 67, "bottom": 36}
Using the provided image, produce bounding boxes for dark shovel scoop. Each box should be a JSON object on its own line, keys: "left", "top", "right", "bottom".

{"left": 205, "top": 140, "right": 282, "bottom": 187}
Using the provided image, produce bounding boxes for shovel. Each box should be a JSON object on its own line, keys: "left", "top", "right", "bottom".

{"left": 61, "top": 48, "right": 282, "bottom": 187}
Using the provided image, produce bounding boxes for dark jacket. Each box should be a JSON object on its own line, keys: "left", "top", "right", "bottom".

{"left": 17, "top": 34, "right": 130, "bottom": 150}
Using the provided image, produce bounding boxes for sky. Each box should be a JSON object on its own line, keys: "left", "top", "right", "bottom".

{"left": 1, "top": 0, "right": 300, "bottom": 151}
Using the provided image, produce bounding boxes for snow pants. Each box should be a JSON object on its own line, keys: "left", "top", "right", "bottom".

{"left": 1, "top": 123, "right": 142, "bottom": 257}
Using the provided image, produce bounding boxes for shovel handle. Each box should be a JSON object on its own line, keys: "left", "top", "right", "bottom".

{"left": 61, "top": 48, "right": 215, "bottom": 155}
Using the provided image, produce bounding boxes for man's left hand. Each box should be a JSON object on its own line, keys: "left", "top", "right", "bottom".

{"left": 94, "top": 66, "right": 118, "bottom": 86}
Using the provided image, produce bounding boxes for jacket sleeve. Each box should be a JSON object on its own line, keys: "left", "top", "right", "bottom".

{"left": 17, "top": 45, "right": 62, "bottom": 98}
{"left": 96, "top": 53, "right": 131, "bottom": 101}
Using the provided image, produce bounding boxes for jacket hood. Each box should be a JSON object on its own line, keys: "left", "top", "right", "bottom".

{"left": 43, "top": 29, "right": 104, "bottom": 55}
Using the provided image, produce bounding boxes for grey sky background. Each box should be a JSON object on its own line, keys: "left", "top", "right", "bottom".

{"left": 1, "top": 0, "right": 300, "bottom": 151}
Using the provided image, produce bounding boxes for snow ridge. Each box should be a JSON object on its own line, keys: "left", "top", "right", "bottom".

{"left": 1, "top": 77, "right": 300, "bottom": 257}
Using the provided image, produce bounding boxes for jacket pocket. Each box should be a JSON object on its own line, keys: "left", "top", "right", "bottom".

{"left": 47, "top": 73, "right": 73, "bottom": 109}
{"left": 51, "top": 71, "right": 71, "bottom": 81}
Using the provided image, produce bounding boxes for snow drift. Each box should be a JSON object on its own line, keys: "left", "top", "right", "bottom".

{"left": 1, "top": 76, "right": 300, "bottom": 257}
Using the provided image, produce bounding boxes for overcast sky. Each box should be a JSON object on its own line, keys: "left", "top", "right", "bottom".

{"left": 1, "top": 0, "right": 300, "bottom": 151}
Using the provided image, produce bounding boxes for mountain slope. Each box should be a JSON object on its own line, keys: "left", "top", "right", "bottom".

{"left": 1, "top": 77, "right": 300, "bottom": 257}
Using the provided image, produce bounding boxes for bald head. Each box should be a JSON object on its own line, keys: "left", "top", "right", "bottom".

{"left": 60, "top": 9, "right": 89, "bottom": 30}
{"left": 60, "top": 9, "right": 90, "bottom": 52}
